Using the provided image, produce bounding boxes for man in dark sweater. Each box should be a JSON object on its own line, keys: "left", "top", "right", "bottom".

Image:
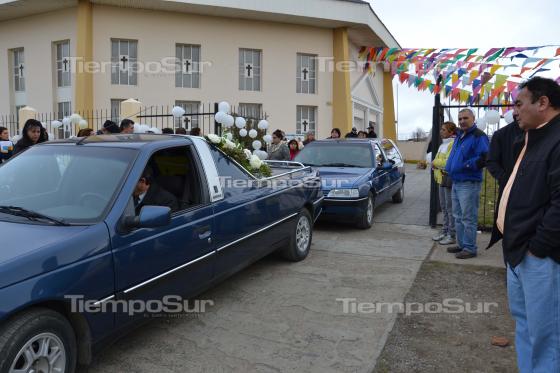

{"left": 495, "top": 77, "right": 560, "bottom": 373}
{"left": 133, "top": 166, "right": 179, "bottom": 215}
{"left": 486, "top": 115, "right": 524, "bottom": 251}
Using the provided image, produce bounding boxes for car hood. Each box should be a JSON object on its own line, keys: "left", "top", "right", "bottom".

{"left": 0, "top": 221, "right": 109, "bottom": 289}
{"left": 317, "top": 167, "right": 372, "bottom": 189}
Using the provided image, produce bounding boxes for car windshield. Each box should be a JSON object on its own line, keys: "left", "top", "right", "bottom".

{"left": 0, "top": 145, "right": 136, "bottom": 224}
{"left": 294, "top": 143, "right": 374, "bottom": 168}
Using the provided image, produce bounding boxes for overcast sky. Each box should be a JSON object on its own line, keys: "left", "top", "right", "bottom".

{"left": 366, "top": 0, "right": 560, "bottom": 139}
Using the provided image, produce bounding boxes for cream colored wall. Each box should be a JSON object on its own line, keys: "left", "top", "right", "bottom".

{"left": 91, "top": 5, "right": 333, "bottom": 137}
{"left": 0, "top": 8, "right": 77, "bottom": 115}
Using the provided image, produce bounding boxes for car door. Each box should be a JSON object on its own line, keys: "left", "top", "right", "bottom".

{"left": 380, "top": 140, "right": 404, "bottom": 196}
{"left": 372, "top": 142, "right": 391, "bottom": 203}
{"left": 111, "top": 145, "right": 215, "bottom": 325}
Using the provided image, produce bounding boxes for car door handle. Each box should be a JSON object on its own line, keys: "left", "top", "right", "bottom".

{"left": 195, "top": 225, "right": 212, "bottom": 240}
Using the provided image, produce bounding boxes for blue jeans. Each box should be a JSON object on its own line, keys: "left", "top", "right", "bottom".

{"left": 507, "top": 254, "right": 560, "bottom": 373}
{"left": 451, "top": 181, "right": 481, "bottom": 253}
{"left": 438, "top": 185, "right": 455, "bottom": 237}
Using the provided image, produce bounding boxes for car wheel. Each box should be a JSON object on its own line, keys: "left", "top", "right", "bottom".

{"left": 357, "top": 193, "right": 374, "bottom": 229}
{"left": 0, "top": 308, "right": 77, "bottom": 373}
{"left": 280, "top": 209, "right": 313, "bottom": 262}
{"left": 392, "top": 182, "right": 404, "bottom": 203}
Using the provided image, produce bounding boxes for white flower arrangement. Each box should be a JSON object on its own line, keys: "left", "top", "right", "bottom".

{"left": 224, "top": 139, "right": 236, "bottom": 150}
{"left": 249, "top": 155, "right": 263, "bottom": 169}
{"left": 207, "top": 134, "right": 222, "bottom": 144}
{"left": 243, "top": 149, "right": 252, "bottom": 160}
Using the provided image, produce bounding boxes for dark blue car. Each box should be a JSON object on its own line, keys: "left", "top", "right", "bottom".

{"left": 294, "top": 138, "right": 405, "bottom": 228}
{"left": 0, "top": 134, "right": 322, "bottom": 372}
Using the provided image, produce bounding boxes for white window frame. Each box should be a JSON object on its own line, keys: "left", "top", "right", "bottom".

{"left": 296, "top": 53, "right": 317, "bottom": 94}
{"left": 55, "top": 41, "right": 71, "bottom": 87}
{"left": 296, "top": 106, "right": 317, "bottom": 135}
{"left": 111, "top": 39, "right": 137, "bottom": 85}
{"left": 239, "top": 48, "right": 261, "bottom": 91}
{"left": 175, "top": 100, "right": 201, "bottom": 129}
{"left": 175, "top": 44, "right": 201, "bottom": 88}
{"left": 13, "top": 49, "right": 25, "bottom": 92}
{"left": 238, "top": 103, "right": 262, "bottom": 120}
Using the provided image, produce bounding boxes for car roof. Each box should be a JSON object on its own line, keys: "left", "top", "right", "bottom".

{"left": 310, "top": 139, "right": 380, "bottom": 145}
{"left": 40, "top": 134, "right": 195, "bottom": 150}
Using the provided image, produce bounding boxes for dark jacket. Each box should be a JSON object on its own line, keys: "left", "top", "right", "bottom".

{"left": 490, "top": 114, "right": 560, "bottom": 267}
{"left": 486, "top": 121, "right": 524, "bottom": 253}
{"left": 135, "top": 183, "right": 179, "bottom": 215}
{"left": 367, "top": 131, "right": 378, "bottom": 138}
{"left": 445, "top": 124, "right": 489, "bottom": 182}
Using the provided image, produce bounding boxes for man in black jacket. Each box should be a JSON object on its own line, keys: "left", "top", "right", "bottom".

{"left": 133, "top": 166, "right": 179, "bottom": 215}
{"left": 495, "top": 77, "right": 560, "bottom": 373}
{"left": 486, "top": 115, "right": 523, "bottom": 251}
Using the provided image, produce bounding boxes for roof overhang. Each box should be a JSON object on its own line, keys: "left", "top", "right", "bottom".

{"left": 0, "top": 0, "right": 400, "bottom": 48}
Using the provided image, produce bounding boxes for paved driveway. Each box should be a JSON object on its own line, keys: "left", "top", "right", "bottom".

{"left": 87, "top": 165, "right": 433, "bottom": 373}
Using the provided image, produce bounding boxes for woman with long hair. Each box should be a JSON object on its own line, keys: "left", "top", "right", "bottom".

{"left": 13, "top": 119, "right": 48, "bottom": 155}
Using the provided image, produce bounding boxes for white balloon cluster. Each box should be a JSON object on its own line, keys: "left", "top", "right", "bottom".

{"left": 171, "top": 106, "right": 186, "bottom": 118}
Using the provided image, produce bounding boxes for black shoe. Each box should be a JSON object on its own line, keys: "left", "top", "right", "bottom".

{"left": 447, "top": 246, "right": 462, "bottom": 253}
{"left": 455, "top": 250, "right": 477, "bottom": 259}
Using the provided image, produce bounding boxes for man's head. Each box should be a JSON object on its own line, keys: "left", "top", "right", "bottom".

{"left": 368, "top": 122, "right": 376, "bottom": 132}
{"left": 458, "top": 109, "right": 475, "bottom": 131}
{"left": 175, "top": 127, "right": 187, "bottom": 135}
{"left": 351, "top": 126, "right": 357, "bottom": 134}
{"left": 162, "top": 127, "right": 174, "bottom": 134}
{"left": 189, "top": 127, "right": 201, "bottom": 137}
{"left": 0, "top": 126, "right": 8, "bottom": 141}
{"left": 102, "top": 120, "right": 120, "bottom": 134}
{"left": 134, "top": 166, "right": 153, "bottom": 197}
{"left": 120, "top": 119, "right": 135, "bottom": 134}
{"left": 305, "top": 131, "right": 315, "bottom": 141}
{"left": 514, "top": 77, "right": 560, "bottom": 130}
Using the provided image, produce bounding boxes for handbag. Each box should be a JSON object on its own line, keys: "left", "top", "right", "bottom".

{"left": 441, "top": 171, "right": 453, "bottom": 188}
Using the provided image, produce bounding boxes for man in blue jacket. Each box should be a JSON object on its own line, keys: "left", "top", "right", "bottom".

{"left": 445, "top": 108, "right": 489, "bottom": 259}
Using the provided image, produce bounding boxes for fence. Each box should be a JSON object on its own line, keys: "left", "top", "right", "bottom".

{"left": 1, "top": 103, "right": 268, "bottom": 140}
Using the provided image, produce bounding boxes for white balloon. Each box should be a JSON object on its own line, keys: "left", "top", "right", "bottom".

{"left": 78, "top": 119, "right": 88, "bottom": 129}
{"left": 248, "top": 129, "right": 258, "bottom": 138}
{"left": 149, "top": 127, "right": 162, "bottom": 134}
{"left": 69, "top": 113, "right": 82, "bottom": 125}
{"left": 171, "top": 106, "right": 186, "bottom": 118}
{"left": 62, "top": 117, "right": 71, "bottom": 127}
{"left": 478, "top": 116, "right": 488, "bottom": 131}
{"left": 252, "top": 140, "right": 262, "bottom": 150}
{"left": 255, "top": 150, "right": 268, "bottom": 160}
{"left": 218, "top": 101, "right": 230, "bottom": 114}
{"left": 214, "top": 111, "right": 226, "bottom": 124}
{"left": 485, "top": 109, "right": 500, "bottom": 125}
{"left": 223, "top": 115, "right": 234, "bottom": 128}
{"left": 257, "top": 120, "right": 269, "bottom": 130}
{"left": 51, "top": 120, "right": 62, "bottom": 129}
{"left": 235, "top": 117, "right": 246, "bottom": 129}
{"left": 504, "top": 110, "right": 515, "bottom": 124}
{"left": 239, "top": 129, "right": 247, "bottom": 137}
{"left": 263, "top": 134, "right": 273, "bottom": 144}
{"left": 46, "top": 132, "right": 54, "bottom": 141}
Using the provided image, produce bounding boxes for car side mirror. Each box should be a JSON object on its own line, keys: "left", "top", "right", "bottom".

{"left": 123, "top": 206, "right": 171, "bottom": 230}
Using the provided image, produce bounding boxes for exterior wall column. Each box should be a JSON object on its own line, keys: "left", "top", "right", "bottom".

{"left": 74, "top": 0, "right": 93, "bottom": 112}
{"left": 382, "top": 72, "right": 397, "bottom": 141}
{"left": 18, "top": 106, "right": 37, "bottom": 132}
{"left": 332, "top": 28, "right": 353, "bottom": 134}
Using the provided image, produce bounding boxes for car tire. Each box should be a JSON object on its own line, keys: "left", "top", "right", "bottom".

{"left": 0, "top": 308, "right": 77, "bottom": 373}
{"left": 392, "top": 182, "right": 404, "bottom": 203}
{"left": 357, "top": 193, "right": 374, "bottom": 229}
{"left": 280, "top": 208, "right": 313, "bottom": 262}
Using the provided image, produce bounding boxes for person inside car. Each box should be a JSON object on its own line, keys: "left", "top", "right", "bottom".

{"left": 133, "top": 166, "right": 179, "bottom": 215}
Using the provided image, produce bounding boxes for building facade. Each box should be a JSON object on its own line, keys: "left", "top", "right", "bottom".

{"left": 0, "top": 0, "right": 399, "bottom": 138}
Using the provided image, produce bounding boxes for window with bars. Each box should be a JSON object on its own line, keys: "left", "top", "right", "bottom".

{"left": 57, "top": 102, "right": 71, "bottom": 119}
{"left": 175, "top": 44, "right": 200, "bottom": 88}
{"left": 239, "top": 49, "right": 261, "bottom": 91}
{"left": 111, "top": 39, "right": 137, "bottom": 85}
{"left": 296, "top": 53, "right": 317, "bottom": 94}
{"left": 175, "top": 101, "right": 201, "bottom": 129}
{"left": 111, "top": 99, "right": 124, "bottom": 123}
{"left": 55, "top": 41, "right": 71, "bottom": 87}
{"left": 13, "top": 49, "right": 25, "bottom": 92}
{"left": 296, "top": 106, "right": 317, "bottom": 135}
{"left": 238, "top": 103, "right": 262, "bottom": 120}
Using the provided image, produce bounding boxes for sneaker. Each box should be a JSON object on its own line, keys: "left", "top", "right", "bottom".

{"left": 439, "top": 236, "right": 456, "bottom": 245}
{"left": 432, "top": 233, "right": 446, "bottom": 241}
{"left": 455, "top": 250, "right": 477, "bottom": 259}
{"left": 447, "top": 245, "right": 462, "bottom": 253}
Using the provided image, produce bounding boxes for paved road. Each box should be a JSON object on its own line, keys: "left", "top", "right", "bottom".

{"left": 87, "top": 165, "right": 434, "bottom": 373}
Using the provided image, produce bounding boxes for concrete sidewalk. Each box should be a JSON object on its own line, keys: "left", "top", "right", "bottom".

{"left": 429, "top": 232, "right": 505, "bottom": 268}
